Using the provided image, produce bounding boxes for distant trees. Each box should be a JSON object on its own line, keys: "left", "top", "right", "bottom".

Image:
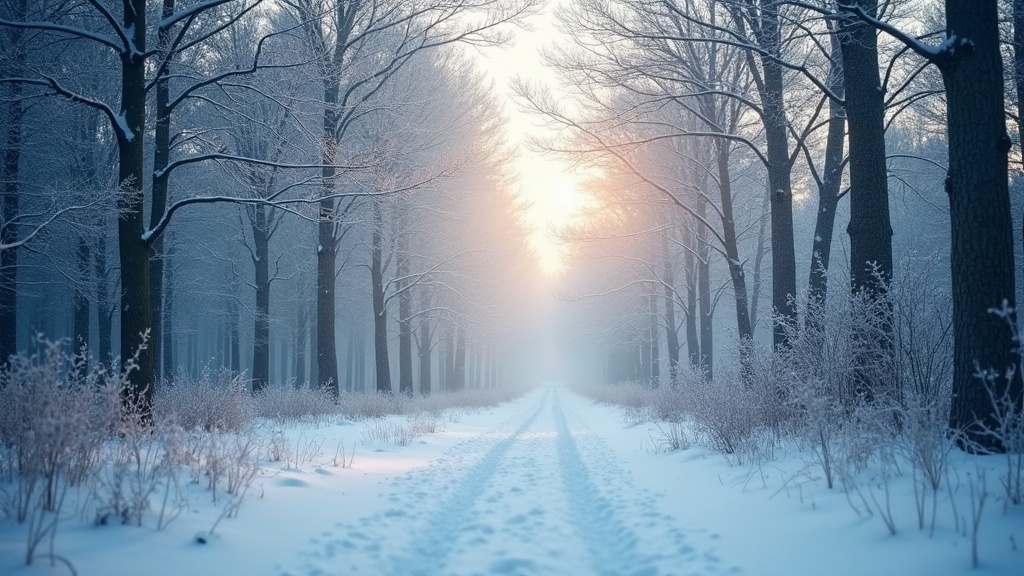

{"left": 0, "top": 0, "right": 535, "bottom": 407}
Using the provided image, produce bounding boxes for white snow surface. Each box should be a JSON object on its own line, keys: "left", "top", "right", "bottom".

{"left": 1, "top": 385, "right": 1020, "bottom": 575}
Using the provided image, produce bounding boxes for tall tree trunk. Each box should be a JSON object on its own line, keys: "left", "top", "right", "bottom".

{"left": 453, "top": 328, "right": 466, "bottom": 391}
{"left": 371, "top": 203, "right": 391, "bottom": 393}
{"left": 295, "top": 301, "right": 307, "bottom": 386}
{"left": 808, "top": 31, "right": 846, "bottom": 324}
{"left": 716, "top": 139, "right": 754, "bottom": 344}
{"left": 73, "top": 237, "right": 91, "bottom": 351}
{"left": 316, "top": 78, "right": 341, "bottom": 394}
{"left": 397, "top": 236, "right": 413, "bottom": 394}
{"left": 162, "top": 238, "right": 173, "bottom": 377}
{"left": 696, "top": 196, "right": 713, "bottom": 379}
{"left": 942, "top": 0, "right": 1023, "bottom": 451}
{"left": 737, "top": 1, "right": 797, "bottom": 347}
{"left": 95, "top": 235, "right": 112, "bottom": 366}
{"left": 659, "top": 235, "right": 680, "bottom": 377}
{"left": 344, "top": 328, "right": 354, "bottom": 392}
{"left": 1014, "top": 0, "right": 1024, "bottom": 167}
{"left": 117, "top": 0, "right": 154, "bottom": 406}
{"left": 251, "top": 205, "right": 270, "bottom": 393}
{"left": 229, "top": 274, "right": 239, "bottom": 375}
{"left": 149, "top": 0, "right": 174, "bottom": 389}
{"left": 648, "top": 290, "right": 660, "bottom": 383}
{"left": 418, "top": 292, "right": 431, "bottom": 394}
{"left": 0, "top": 77, "right": 22, "bottom": 367}
{"left": 684, "top": 226, "right": 700, "bottom": 369}
{"left": 444, "top": 327, "right": 454, "bottom": 390}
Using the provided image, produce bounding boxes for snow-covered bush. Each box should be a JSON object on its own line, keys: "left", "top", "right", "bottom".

{"left": 0, "top": 339, "right": 124, "bottom": 565}
{"left": 254, "top": 384, "right": 337, "bottom": 423}
{"left": 154, "top": 367, "right": 254, "bottom": 432}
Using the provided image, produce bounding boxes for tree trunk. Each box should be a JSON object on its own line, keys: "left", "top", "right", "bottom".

{"left": 148, "top": 0, "right": 174, "bottom": 388}
{"left": 742, "top": 1, "right": 798, "bottom": 347}
{"left": 1014, "top": 0, "right": 1024, "bottom": 166}
{"left": 659, "top": 235, "right": 680, "bottom": 377}
{"left": 371, "top": 203, "right": 392, "bottom": 393}
{"left": 117, "top": 0, "right": 154, "bottom": 407}
{"left": 251, "top": 204, "right": 271, "bottom": 393}
{"left": 418, "top": 292, "right": 431, "bottom": 394}
{"left": 295, "top": 301, "right": 306, "bottom": 386}
{"left": 840, "top": 0, "right": 893, "bottom": 306}
{"left": 942, "top": 0, "right": 1023, "bottom": 451}
{"left": 344, "top": 328, "right": 354, "bottom": 392}
{"left": 95, "top": 235, "right": 112, "bottom": 367}
{"left": 716, "top": 139, "right": 754, "bottom": 343}
{"left": 397, "top": 237, "right": 413, "bottom": 394}
{"left": 73, "top": 237, "right": 90, "bottom": 352}
{"left": 316, "top": 77, "right": 341, "bottom": 394}
{"left": 0, "top": 76, "right": 22, "bottom": 368}
{"left": 808, "top": 31, "right": 846, "bottom": 323}
{"left": 696, "top": 196, "right": 713, "bottom": 378}
{"left": 648, "top": 290, "right": 660, "bottom": 383}
{"left": 444, "top": 327, "right": 454, "bottom": 390}
{"left": 684, "top": 226, "right": 700, "bottom": 369}
{"left": 161, "top": 239, "right": 173, "bottom": 377}
{"left": 453, "top": 328, "right": 466, "bottom": 391}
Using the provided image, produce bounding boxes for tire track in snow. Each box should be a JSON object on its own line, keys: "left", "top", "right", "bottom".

{"left": 390, "top": 390, "right": 548, "bottom": 575}
{"left": 554, "top": 390, "right": 734, "bottom": 576}
{"left": 553, "top": 393, "right": 658, "bottom": 576}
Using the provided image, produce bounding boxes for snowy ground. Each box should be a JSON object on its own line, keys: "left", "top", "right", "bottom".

{"left": 1, "top": 384, "right": 1020, "bottom": 575}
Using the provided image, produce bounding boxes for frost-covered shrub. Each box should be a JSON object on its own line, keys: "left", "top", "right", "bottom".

{"left": 339, "top": 391, "right": 403, "bottom": 420}
{"left": 0, "top": 340, "right": 122, "bottom": 520}
{"left": 254, "top": 384, "right": 337, "bottom": 423}
{"left": 154, "top": 368, "right": 253, "bottom": 432}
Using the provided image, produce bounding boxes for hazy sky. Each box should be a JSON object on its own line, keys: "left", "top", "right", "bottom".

{"left": 475, "top": 2, "right": 586, "bottom": 274}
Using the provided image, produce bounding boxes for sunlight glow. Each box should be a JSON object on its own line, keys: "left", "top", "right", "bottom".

{"left": 474, "top": 3, "right": 588, "bottom": 274}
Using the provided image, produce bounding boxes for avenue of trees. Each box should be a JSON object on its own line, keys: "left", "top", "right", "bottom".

{"left": 522, "top": 0, "right": 1022, "bottom": 452}
{"left": 0, "top": 0, "right": 541, "bottom": 406}
{"left": 1, "top": 0, "right": 1022, "bottom": 454}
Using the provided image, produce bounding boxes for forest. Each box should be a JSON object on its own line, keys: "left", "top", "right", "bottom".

{"left": 0, "top": 0, "right": 1021, "bottom": 439}
{"left": 1, "top": 0, "right": 1024, "bottom": 573}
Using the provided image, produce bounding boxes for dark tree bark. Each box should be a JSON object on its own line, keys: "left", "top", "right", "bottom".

{"left": 444, "top": 327, "right": 454, "bottom": 390}
{"left": 696, "top": 196, "right": 713, "bottom": 378}
{"left": 732, "top": 0, "right": 798, "bottom": 347}
{"left": 251, "top": 204, "right": 270, "bottom": 392}
{"left": 316, "top": 100, "right": 341, "bottom": 394}
{"left": 96, "top": 235, "right": 112, "bottom": 366}
{"left": 715, "top": 138, "right": 753, "bottom": 344}
{"left": 940, "top": 1, "right": 1023, "bottom": 451}
{"left": 453, "top": 328, "right": 466, "bottom": 390}
{"left": 295, "top": 302, "right": 307, "bottom": 386}
{"left": 149, "top": 0, "right": 174, "bottom": 385}
{"left": 418, "top": 291, "right": 431, "bottom": 394}
{"left": 161, "top": 239, "right": 173, "bottom": 377}
{"left": 72, "top": 237, "right": 91, "bottom": 351}
{"left": 1014, "top": 0, "right": 1024, "bottom": 164}
{"left": 660, "top": 235, "right": 680, "bottom": 377}
{"left": 807, "top": 31, "right": 846, "bottom": 321}
{"left": 648, "top": 290, "right": 660, "bottom": 382}
{"left": 0, "top": 80, "right": 21, "bottom": 368}
{"left": 116, "top": 0, "right": 155, "bottom": 406}
{"left": 371, "top": 202, "right": 392, "bottom": 393}
{"left": 839, "top": 0, "right": 893, "bottom": 300}
{"left": 344, "top": 327, "right": 354, "bottom": 392}
{"left": 0, "top": 0, "right": 26, "bottom": 368}
{"left": 684, "top": 225, "right": 700, "bottom": 369}
{"left": 397, "top": 236, "right": 413, "bottom": 394}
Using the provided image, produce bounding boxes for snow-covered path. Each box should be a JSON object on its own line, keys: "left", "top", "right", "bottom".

{"left": 285, "top": 387, "right": 730, "bottom": 576}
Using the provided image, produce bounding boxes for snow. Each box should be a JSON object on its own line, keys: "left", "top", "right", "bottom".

{"left": 0, "top": 386, "right": 1020, "bottom": 575}
{"left": 114, "top": 112, "right": 134, "bottom": 143}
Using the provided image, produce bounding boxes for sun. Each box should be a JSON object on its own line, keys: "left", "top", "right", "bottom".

{"left": 515, "top": 152, "right": 588, "bottom": 274}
